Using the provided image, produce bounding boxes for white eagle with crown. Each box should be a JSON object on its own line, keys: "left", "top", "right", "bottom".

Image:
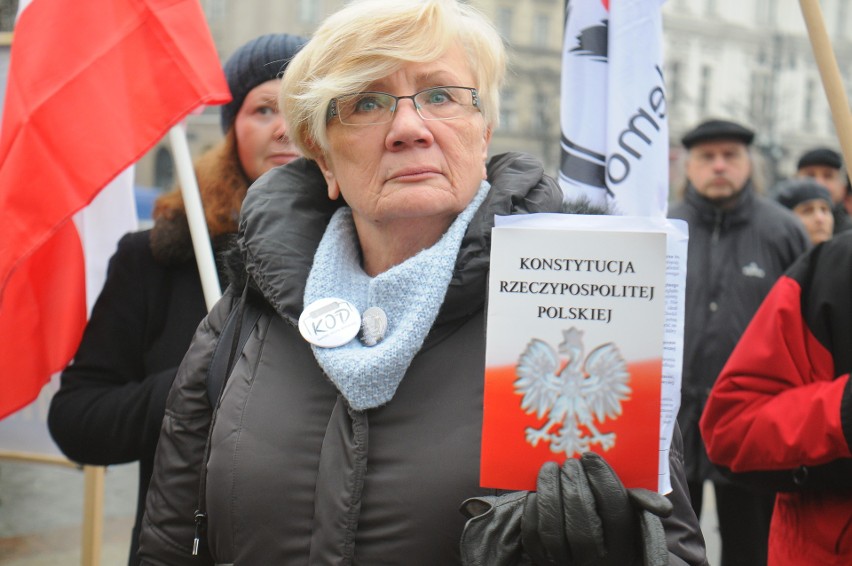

{"left": 514, "top": 327, "right": 631, "bottom": 457}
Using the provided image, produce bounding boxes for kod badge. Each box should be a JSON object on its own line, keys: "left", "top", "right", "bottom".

{"left": 299, "top": 298, "right": 361, "bottom": 348}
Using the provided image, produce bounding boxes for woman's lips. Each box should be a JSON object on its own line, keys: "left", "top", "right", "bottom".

{"left": 389, "top": 168, "right": 440, "bottom": 181}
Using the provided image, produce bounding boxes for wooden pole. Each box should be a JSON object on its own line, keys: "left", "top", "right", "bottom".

{"left": 81, "top": 466, "right": 105, "bottom": 566}
{"left": 799, "top": 0, "right": 852, "bottom": 169}
{"left": 169, "top": 125, "right": 222, "bottom": 312}
{"left": 0, "top": 450, "right": 78, "bottom": 468}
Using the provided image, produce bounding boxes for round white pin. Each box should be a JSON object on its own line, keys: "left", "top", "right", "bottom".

{"left": 298, "top": 297, "right": 361, "bottom": 348}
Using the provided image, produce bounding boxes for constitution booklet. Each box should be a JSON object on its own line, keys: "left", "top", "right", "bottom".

{"left": 481, "top": 213, "right": 687, "bottom": 493}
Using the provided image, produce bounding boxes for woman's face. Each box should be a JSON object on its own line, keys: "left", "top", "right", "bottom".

{"left": 793, "top": 199, "right": 834, "bottom": 244}
{"left": 316, "top": 44, "right": 492, "bottom": 232}
{"left": 234, "top": 79, "right": 301, "bottom": 181}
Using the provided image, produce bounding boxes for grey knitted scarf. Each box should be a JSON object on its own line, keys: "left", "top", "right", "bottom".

{"left": 304, "top": 181, "right": 490, "bottom": 410}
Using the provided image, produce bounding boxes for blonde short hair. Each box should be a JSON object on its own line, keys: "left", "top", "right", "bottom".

{"left": 280, "top": 0, "right": 506, "bottom": 160}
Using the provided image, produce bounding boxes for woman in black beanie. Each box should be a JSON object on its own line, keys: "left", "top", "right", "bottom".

{"left": 775, "top": 178, "right": 835, "bottom": 245}
{"left": 46, "top": 33, "right": 306, "bottom": 566}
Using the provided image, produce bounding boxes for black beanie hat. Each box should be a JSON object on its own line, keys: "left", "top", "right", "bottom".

{"left": 681, "top": 119, "right": 755, "bottom": 149}
{"left": 796, "top": 147, "right": 842, "bottom": 171}
{"left": 220, "top": 33, "right": 308, "bottom": 133}
{"left": 775, "top": 178, "right": 832, "bottom": 210}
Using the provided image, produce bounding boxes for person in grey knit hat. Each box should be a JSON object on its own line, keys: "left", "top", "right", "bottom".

{"left": 47, "top": 33, "right": 306, "bottom": 566}
{"left": 794, "top": 146, "right": 852, "bottom": 235}
{"left": 220, "top": 33, "right": 308, "bottom": 133}
{"left": 220, "top": 33, "right": 308, "bottom": 180}
{"left": 775, "top": 178, "right": 834, "bottom": 244}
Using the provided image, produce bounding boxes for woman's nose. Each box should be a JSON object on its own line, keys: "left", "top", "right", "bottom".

{"left": 273, "top": 118, "right": 290, "bottom": 143}
{"left": 385, "top": 100, "right": 433, "bottom": 148}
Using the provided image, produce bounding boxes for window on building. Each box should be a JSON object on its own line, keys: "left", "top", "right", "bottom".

{"left": 749, "top": 72, "right": 761, "bottom": 123}
{"left": 154, "top": 147, "right": 175, "bottom": 191}
{"left": 532, "top": 90, "right": 549, "bottom": 133}
{"left": 755, "top": 0, "right": 777, "bottom": 26}
{"left": 205, "top": 0, "right": 225, "bottom": 22}
{"left": 1, "top": 0, "right": 19, "bottom": 31}
{"left": 533, "top": 13, "right": 549, "bottom": 48}
{"left": 804, "top": 78, "right": 816, "bottom": 127}
{"left": 699, "top": 65, "right": 712, "bottom": 114}
{"left": 666, "top": 60, "right": 682, "bottom": 108}
{"left": 749, "top": 71, "right": 771, "bottom": 126}
{"left": 497, "top": 7, "right": 513, "bottom": 42}
{"left": 837, "top": 1, "right": 848, "bottom": 40}
{"left": 768, "top": 0, "right": 778, "bottom": 25}
{"left": 500, "top": 89, "right": 517, "bottom": 132}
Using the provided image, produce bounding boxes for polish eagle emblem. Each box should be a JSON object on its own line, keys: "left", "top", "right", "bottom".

{"left": 514, "top": 327, "right": 631, "bottom": 457}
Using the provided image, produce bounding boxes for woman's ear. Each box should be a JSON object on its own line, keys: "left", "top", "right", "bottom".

{"left": 314, "top": 153, "right": 340, "bottom": 200}
{"left": 481, "top": 126, "right": 493, "bottom": 180}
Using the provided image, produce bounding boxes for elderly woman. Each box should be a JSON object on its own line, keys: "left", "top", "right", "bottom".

{"left": 139, "top": 1, "right": 705, "bottom": 564}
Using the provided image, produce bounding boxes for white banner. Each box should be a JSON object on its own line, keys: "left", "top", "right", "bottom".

{"left": 559, "top": 0, "right": 669, "bottom": 218}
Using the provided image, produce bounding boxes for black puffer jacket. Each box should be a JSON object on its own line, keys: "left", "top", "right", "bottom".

{"left": 669, "top": 183, "right": 809, "bottom": 483}
{"left": 139, "top": 154, "right": 706, "bottom": 565}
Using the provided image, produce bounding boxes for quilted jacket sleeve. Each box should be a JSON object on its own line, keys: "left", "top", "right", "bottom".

{"left": 664, "top": 425, "right": 710, "bottom": 565}
{"left": 138, "top": 289, "right": 237, "bottom": 566}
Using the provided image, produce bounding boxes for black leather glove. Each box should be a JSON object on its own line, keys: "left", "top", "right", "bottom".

{"left": 460, "top": 453, "right": 673, "bottom": 566}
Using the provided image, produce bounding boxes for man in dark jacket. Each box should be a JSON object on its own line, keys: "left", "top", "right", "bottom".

{"left": 794, "top": 147, "right": 852, "bottom": 235}
{"left": 668, "top": 119, "right": 809, "bottom": 566}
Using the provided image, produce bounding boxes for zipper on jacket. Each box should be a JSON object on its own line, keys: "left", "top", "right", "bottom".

{"left": 711, "top": 209, "right": 723, "bottom": 244}
{"left": 192, "top": 510, "right": 207, "bottom": 555}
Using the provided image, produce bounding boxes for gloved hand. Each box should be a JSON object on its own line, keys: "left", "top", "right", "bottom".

{"left": 460, "top": 453, "right": 673, "bottom": 566}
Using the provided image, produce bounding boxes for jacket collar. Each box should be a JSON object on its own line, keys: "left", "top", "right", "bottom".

{"left": 682, "top": 181, "right": 755, "bottom": 227}
{"left": 150, "top": 134, "right": 251, "bottom": 265}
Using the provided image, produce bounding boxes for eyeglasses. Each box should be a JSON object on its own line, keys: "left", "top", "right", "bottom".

{"left": 326, "top": 86, "right": 480, "bottom": 126}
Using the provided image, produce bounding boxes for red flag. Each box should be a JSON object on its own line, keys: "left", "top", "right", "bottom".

{"left": 0, "top": 0, "right": 231, "bottom": 418}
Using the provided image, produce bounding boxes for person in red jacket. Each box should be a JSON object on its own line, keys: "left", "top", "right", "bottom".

{"left": 700, "top": 231, "right": 852, "bottom": 566}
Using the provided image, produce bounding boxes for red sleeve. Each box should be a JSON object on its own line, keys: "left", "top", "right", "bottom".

{"left": 700, "top": 275, "right": 852, "bottom": 473}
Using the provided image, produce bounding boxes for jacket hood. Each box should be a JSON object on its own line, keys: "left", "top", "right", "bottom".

{"left": 237, "top": 153, "right": 563, "bottom": 324}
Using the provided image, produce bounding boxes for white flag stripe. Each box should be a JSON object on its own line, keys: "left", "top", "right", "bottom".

{"left": 72, "top": 167, "right": 139, "bottom": 314}
{"left": 559, "top": 0, "right": 669, "bottom": 218}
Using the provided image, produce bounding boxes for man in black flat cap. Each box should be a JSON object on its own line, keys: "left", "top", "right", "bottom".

{"left": 669, "top": 119, "right": 809, "bottom": 566}
{"left": 794, "top": 147, "right": 852, "bottom": 234}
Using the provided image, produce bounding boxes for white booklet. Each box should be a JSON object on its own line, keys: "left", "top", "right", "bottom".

{"left": 480, "top": 213, "right": 687, "bottom": 493}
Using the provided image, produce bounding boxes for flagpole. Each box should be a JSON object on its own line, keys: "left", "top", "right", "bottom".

{"left": 168, "top": 125, "right": 222, "bottom": 311}
{"left": 798, "top": 0, "right": 852, "bottom": 170}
